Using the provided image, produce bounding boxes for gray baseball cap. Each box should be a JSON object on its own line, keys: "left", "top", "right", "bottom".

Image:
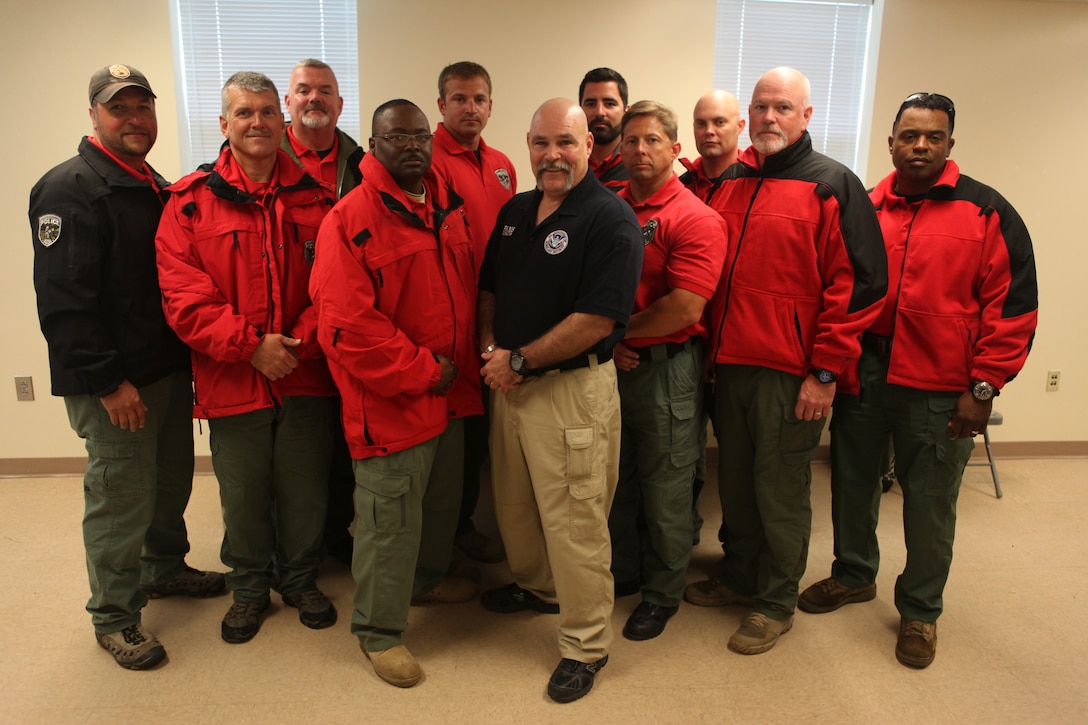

{"left": 88, "top": 64, "right": 156, "bottom": 105}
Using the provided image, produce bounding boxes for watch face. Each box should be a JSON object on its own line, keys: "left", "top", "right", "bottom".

{"left": 972, "top": 381, "right": 995, "bottom": 401}
{"left": 510, "top": 351, "right": 525, "bottom": 373}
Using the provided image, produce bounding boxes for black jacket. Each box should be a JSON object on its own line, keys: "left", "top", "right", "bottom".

{"left": 30, "top": 138, "right": 190, "bottom": 397}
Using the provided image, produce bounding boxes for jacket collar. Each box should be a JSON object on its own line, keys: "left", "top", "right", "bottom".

{"left": 738, "top": 130, "right": 813, "bottom": 175}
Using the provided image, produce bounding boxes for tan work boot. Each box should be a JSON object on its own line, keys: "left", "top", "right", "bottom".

{"left": 896, "top": 617, "right": 937, "bottom": 668}
{"left": 364, "top": 644, "right": 423, "bottom": 687}
{"left": 798, "top": 577, "right": 876, "bottom": 614}
{"left": 683, "top": 578, "right": 754, "bottom": 608}
{"left": 728, "top": 612, "right": 793, "bottom": 655}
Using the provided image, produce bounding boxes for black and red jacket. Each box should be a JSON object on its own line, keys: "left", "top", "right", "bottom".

{"left": 707, "top": 132, "right": 888, "bottom": 388}
{"left": 853, "top": 159, "right": 1037, "bottom": 393}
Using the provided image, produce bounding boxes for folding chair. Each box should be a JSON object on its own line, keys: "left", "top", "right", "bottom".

{"left": 966, "top": 410, "right": 1004, "bottom": 498}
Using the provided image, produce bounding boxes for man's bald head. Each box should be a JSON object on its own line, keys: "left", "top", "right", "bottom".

{"left": 749, "top": 66, "right": 813, "bottom": 157}
{"left": 693, "top": 90, "right": 745, "bottom": 172}
{"left": 528, "top": 98, "right": 593, "bottom": 198}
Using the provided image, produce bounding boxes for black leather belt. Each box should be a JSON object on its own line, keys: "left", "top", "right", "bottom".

{"left": 627, "top": 339, "right": 692, "bottom": 362}
{"left": 862, "top": 332, "right": 893, "bottom": 358}
{"left": 547, "top": 352, "right": 613, "bottom": 373}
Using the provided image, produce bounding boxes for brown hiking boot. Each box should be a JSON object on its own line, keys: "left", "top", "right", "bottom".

{"left": 798, "top": 577, "right": 876, "bottom": 613}
{"left": 142, "top": 565, "right": 226, "bottom": 599}
{"left": 896, "top": 617, "right": 937, "bottom": 668}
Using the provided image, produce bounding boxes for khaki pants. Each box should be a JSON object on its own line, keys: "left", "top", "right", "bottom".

{"left": 490, "top": 358, "right": 620, "bottom": 662}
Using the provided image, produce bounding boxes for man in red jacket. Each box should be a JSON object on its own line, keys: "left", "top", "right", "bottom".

{"left": 799, "top": 92, "right": 1038, "bottom": 668}
{"left": 156, "top": 71, "right": 338, "bottom": 646}
{"left": 309, "top": 100, "right": 481, "bottom": 689}
{"left": 685, "top": 67, "right": 887, "bottom": 656}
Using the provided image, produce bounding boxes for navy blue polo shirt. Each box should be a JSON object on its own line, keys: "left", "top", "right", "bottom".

{"left": 479, "top": 171, "right": 643, "bottom": 362}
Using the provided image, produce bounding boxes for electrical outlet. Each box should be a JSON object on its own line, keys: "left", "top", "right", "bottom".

{"left": 1046, "top": 370, "right": 1061, "bottom": 392}
{"left": 15, "top": 376, "right": 34, "bottom": 401}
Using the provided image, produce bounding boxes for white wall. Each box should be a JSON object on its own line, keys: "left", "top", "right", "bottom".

{"left": 0, "top": 0, "right": 1083, "bottom": 461}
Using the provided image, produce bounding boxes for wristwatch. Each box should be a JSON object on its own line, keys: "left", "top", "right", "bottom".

{"left": 509, "top": 348, "right": 529, "bottom": 377}
{"left": 810, "top": 367, "right": 838, "bottom": 384}
{"left": 970, "top": 380, "right": 996, "bottom": 401}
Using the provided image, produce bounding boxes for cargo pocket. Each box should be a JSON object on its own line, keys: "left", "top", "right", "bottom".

{"left": 566, "top": 425, "right": 606, "bottom": 541}
{"left": 668, "top": 395, "right": 700, "bottom": 468}
{"left": 921, "top": 396, "right": 973, "bottom": 497}
{"left": 565, "top": 426, "right": 598, "bottom": 492}
{"left": 85, "top": 437, "right": 142, "bottom": 498}
{"left": 357, "top": 471, "right": 412, "bottom": 533}
{"left": 777, "top": 405, "right": 823, "bottom": 498}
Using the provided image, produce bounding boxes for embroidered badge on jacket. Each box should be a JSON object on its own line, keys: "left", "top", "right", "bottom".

{"left": 37, "top": 214, "right": 62, "bottom": 247}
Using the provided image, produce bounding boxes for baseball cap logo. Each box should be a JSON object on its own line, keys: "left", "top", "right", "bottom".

{"left": 108, "top": 65, "right": 132, "bottom": 80}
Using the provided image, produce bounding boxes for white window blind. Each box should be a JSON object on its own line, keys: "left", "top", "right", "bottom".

{"left": 714, "top": 0, "right": 876, "bottom": 173}
{"left": 170, "top": 0, "right": 359, "bottom": 172}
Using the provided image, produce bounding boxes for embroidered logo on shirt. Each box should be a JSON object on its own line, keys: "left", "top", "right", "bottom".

{"left": 544, "top": 230, "right": 569, "bottom": 255}
{"left": 502, "top": 225, "right": 516, "bottom": 237}
{"left": 495, "top": 168, "right": 512, "bottom": 191}
{"left": 37, "top": 214, "right": 62, "bottom": 247}
{"left": 641, "top": 218, "right": 659, "bottom": 246}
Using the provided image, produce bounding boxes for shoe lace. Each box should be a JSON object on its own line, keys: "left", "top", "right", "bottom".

{"left": 902, "top": 619, "right": 934, "bottom": 638}
{"left": 121, "top": 624, "right": 148, "bottom": 645}
{"left": 295, "top": 590, "right": 326, "bottom": 608}
{"left": 230, "top": 602, "right": 264, "bottom": 616}
{"left": 745, "top": 612, "right": 769, "bottom": 629}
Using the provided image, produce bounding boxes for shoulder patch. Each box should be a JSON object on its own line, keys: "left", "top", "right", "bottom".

{"left": 641, "top": 218, "right": 659, "bottom": 246}
{"left": 37, "top": 214, "right": 62, "bottom": 247}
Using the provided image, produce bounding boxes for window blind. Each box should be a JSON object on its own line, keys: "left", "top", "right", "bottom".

{"left": 171, "top": 0, "right": 359, "bottom": 172}
{"left": 714, "top": 0, "right": 875, "bottom": 171}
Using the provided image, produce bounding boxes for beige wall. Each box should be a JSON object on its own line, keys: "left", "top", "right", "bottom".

{"left": 1, "top": 0, "right": 1084, "bottom": 461}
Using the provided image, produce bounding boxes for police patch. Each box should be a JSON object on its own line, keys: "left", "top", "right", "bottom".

{"left": 495, "top": 168, "right": 512, "bottom": 191}
{"left": 544, "top": 230, "right": 569, "bottom": 255}
{"left": 37, "top": 214, "right": 62, "bottom": 247}
{"left": 641, "top": 218, "right": 659, "bottom": 246}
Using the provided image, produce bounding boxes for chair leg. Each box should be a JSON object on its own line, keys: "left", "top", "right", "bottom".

{"left": 983, "top": 429, "right": 1002, "bottom": 499}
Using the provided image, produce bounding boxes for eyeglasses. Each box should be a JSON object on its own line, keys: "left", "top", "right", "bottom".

{"left": 371, "top": 133, "right": 434, "bottom": 147}
{"left": 900, "top": 92, "right": 955, "bottom": 113}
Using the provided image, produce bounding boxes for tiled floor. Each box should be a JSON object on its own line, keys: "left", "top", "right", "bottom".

{"left": 1, "top": 458, "right": 1085, "bottom": 723}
